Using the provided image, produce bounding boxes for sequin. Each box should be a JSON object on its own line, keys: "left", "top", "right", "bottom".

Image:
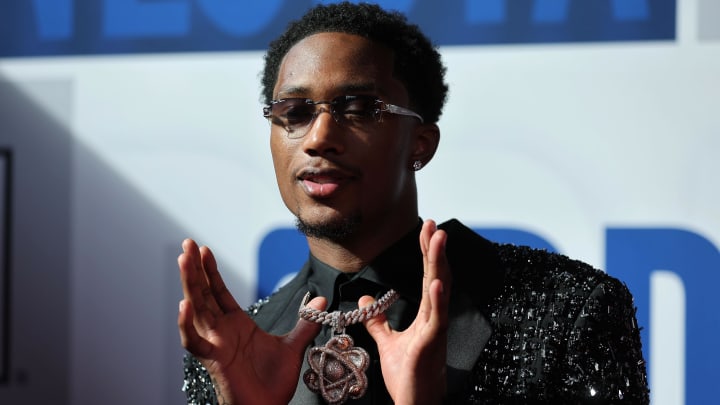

{"left": 467, "top": 245, "right": 649, "bottom": 404}
{"left": 183, "top": 356, "right": 218, "bottom": 405}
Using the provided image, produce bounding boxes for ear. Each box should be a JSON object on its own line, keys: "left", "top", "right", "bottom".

{"left": 409, "top": 123, "right": 440, "bottom": 170}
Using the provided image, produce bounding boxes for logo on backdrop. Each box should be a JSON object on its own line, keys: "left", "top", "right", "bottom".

{"left": 1, "top": 0, "right": 675, "bottom": 57}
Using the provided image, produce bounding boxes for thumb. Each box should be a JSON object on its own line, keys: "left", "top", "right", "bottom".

{"left": 359, "top": 295, "right": 391, "bottom": 342}
{"left": 285, "top": 296, "right": 327, "bottom": 351}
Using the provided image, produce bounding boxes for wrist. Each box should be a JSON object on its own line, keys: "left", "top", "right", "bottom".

{"left": 394, "top": 398, "right": 444, "bottom": 405}
{"left": 393, "top": 392, "right": 445, "bottom": 405}
{"left": 211, "top": 376, "right": 235, "bottom": 405}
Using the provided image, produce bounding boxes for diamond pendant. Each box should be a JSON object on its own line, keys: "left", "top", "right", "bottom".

{"left": 303, "top": 334, "right": 370, "bottom": 404}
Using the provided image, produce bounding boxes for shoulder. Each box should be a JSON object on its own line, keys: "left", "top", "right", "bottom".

{"left": 495, "top": 243, "right": 630, "bottom": 300}
{"left": 244, "top": 262, "right": 313, "bottom": 333}
{"left": 490, "top": 242, "right": 637, "bottom": 332}
{"left": 439, "top": 219, "right": 634, "bottom": 317}
{"left": 470, "top": 243, "right": 649, "bottom": 403}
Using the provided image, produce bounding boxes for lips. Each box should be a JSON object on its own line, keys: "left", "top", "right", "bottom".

{"left": 298, "top": 167, "right": 356, "bottom": 198}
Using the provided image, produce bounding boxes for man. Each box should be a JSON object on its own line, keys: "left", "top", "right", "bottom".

{"left": 178, "top": 3, "right": 649, "bottom": 404}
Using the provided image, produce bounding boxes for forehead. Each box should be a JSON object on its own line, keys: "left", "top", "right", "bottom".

{"left": 274, "top": 32, "right": 405, "bottom": 100}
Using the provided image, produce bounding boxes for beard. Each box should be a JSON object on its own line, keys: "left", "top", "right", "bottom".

{"left": 295, "top": 213, "right": 362, "bottom": 242}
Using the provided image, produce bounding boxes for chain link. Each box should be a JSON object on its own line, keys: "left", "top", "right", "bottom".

{"left": 298, "top": 289, "right": 399, "bottom": 334}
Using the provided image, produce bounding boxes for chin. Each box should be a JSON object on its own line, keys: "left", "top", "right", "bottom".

{"left": 295, "top": 213, "right": 362, "bottom": 242}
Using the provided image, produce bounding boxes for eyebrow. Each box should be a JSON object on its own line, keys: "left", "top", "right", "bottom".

{"left": 275, "top": 82, "right": 380, "bottom": 99}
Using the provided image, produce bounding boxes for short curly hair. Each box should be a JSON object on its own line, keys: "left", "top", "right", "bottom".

{"left": 261, "top": 2, "right": 448, "bottom": 124}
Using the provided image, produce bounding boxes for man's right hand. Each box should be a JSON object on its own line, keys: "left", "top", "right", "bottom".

{"left": 178, "top": 239, "right": 325, "bottom": 405}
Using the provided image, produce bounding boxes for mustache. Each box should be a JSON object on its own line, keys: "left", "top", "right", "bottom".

{"left": 295, "top": 158, "right": 361, "bottom": 180}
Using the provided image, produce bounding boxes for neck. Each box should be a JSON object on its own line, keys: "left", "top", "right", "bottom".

{"left": 306, "top": 214, "right": 419, "bottom": 273}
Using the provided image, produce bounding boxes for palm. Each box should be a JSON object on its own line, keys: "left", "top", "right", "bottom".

{"left": 377, "top": 316, "right": 446, "bottom": 393}
{"left": 205, "top": 315, "right": 303, "bottom": 403}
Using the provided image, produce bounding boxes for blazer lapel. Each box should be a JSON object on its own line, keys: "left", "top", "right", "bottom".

{"left": 446, "top": 291, "right": 493, "bottom": 395}
{"left": 440, "top": 219, "right": 505, "bottom": 396}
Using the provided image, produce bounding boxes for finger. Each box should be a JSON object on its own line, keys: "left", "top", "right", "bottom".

{"left": 420, "top": 219, "right": 435, "bottom": 273}
{"left": 179, "top": 239, "right": 220, "bottom": 327}
{"left": 425, "top": 230, "right": 451, "bottom": 330}
{"left": 190, "top": 243, "right": 224, "bottom": 317}
{"left": 177, "top": 299, "right": 213, "bottom": 358}
{"left": 427, "top": 228, "right": 450, "bottom": 298}
{"left": 179, "top": 239, "right": 205, "bottom": 309}
{"left": 359, "top": 295, "right": 392, "bottom": 342}
{"left": 285, "top": 296, "right": 327, "bottom": 352}
{"left": 200, "top": 245, "right": 241, "bottom": 313}
{"left": 426, "top": 278, "right": 449, "bottom": 333}
{"left": 419, "top": 220, "right": 443, "bottom": 320}
{"left": 420, "top": 219, "right": 440, "bottom": 289}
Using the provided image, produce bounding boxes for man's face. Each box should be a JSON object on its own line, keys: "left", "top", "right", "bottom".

{"left": 269, "top": 32, "right": 425, "bottom": 241}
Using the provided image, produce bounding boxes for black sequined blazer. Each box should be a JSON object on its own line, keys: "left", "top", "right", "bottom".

{"left": 183, "top": 219, "right": 649, "bottom": 404}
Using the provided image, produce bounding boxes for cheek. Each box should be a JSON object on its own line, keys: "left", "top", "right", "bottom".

{"left": 375, "top": 130, "right": 413, "bottom": 169}
{"left": 270, "top": 143, "right": 302, "bottom": 213}
{"left": 362, "top": 137, "right": 412, "bottom": 186}
{"left": 270, "top": 137, "right": 295, "bottom": 192}
{"left": 270, "top": 135, "right": 291, "bottom": 170}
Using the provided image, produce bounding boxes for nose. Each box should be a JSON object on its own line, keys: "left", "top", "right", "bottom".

{"left": 302, "top": 107, "right": 346, "bottom": 157}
